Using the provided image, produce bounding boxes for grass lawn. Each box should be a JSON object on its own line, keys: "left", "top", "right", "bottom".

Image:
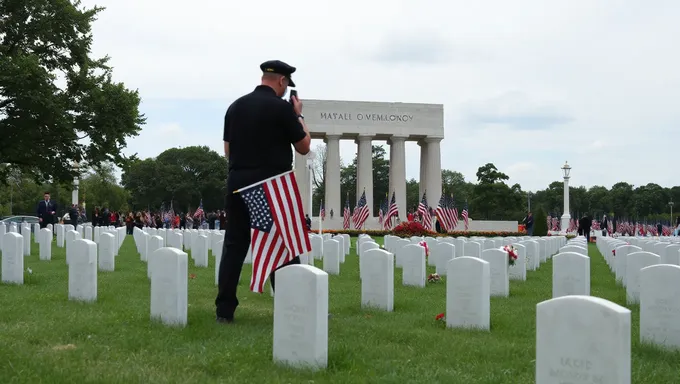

{"left": 1, "top": 236, "right": 679, "bottom": 383}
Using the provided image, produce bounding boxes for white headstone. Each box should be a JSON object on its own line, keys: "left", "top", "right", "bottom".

{"left": 640, "top": 264, "right": 680, "bottom": 349}
{"left": 21, "top": 225, "right": 30, "bottom": 256}
{"left": 84, "top": 226, "right": 93, "bottom": 241}
{"left": 536, "top": 296, "right": 630, "bottom": 384}
{"left": 1, "top": 232, "right": 24, "bottom": 284}
{"left": 56, "top": 224, "right": 65, "bottom": 247}
{"left": 146, "top": 235, "right": 164, "bottom": 278}
{"left": 359, "top": 242, "right": 379, "bottom": 279}
{"left": 98, "top": 233, "right": 116, "bottom": 272}
{"left": 463, "top": 241, "right": 482, "bottom": 258}
{"left": 626, "top": 251, "right": 660, "bottom": 304}
{"left": 433, "top": 242, "right": 455, "bottom": 276}
{"left": 508, "top": 243, "right": 526, "bottom": 281}
{"left": 402, "top": 244, "right": 426, "bottom": 288}
{"left": 552, "top": 252, "right": 590, "bottom": 298}
{"left": 33, "top": 223, "right": 41, "bottom": 243}
{"left": 310, "top": 235, "right": 323, "bottom": 260}
{"left": 273, "top": 264, "right": 328, "bottom": 370}
{"left": 662, "top": 244, "right": 680, "bottom": 265}
{"left": 65, "top": 230, "right": 81, "bottom": 264}
{"left": 615, "top": 245, "right": 642, "bottom": 285}
{"left": 39, "top": 228, "right": 52, "bottom": 261}
{"left": 322, "top": 239, "right": 340, "bottom": 275}
{"left": 68, "top": 239, "right": 98, "bottom": 302}
{"left": 480, "top": 249, "right": 509, "bottom": 297}
{"left": 194, "top": 234, "right": 209, "bottom": 267}
{"left": 150, "top": 247, "right": 188, "bottom": 327}
{"left": 361, "top": 249, "right": 394, "bottom": 312}
{"left": 446, "top": 257, "right": 490, "bottom": 330}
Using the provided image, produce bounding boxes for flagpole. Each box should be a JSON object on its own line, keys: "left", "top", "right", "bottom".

{"left": 319, "top": 199, "right": 323, "bottom": 235}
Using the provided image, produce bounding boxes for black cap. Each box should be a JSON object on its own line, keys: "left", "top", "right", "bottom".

{"left": 260, "top": 60, "right": 296, "bottom": 87}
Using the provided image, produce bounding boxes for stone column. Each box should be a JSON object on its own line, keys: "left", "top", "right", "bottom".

{"left": 425, "top": 137, "right": 443, "bottom": 210}
{"left": 388, "top": 135, "right": 408, "bottom": 220}
{"left": 324, "top": 135, "right": 341, "bottom": 227}
{"left": 356, "top": 134, "right": 374, "bottom": 217}
{"left": 560, "top": 175, "right": 571, "bottom": 234}
{"left": 294, "top": 151, "right": 310, "bottom": 215}
{"left": 418, "top": 140, "right": 429, "bottom": 205}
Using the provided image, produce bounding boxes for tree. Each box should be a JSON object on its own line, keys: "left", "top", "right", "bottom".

{"left": 121, "top": 146, "right": 228, "bottom": 212}
{"left": 533, "top": 207, "right": 548, "bottom": 236}
{"left": 471, "top": 163, "right": 523, "bottom": 220}
{"left": 0, "top": 0, "right": 145, "bottom": 184}
{"left": 79, "top": 163, "right": 129, "bottom": 213}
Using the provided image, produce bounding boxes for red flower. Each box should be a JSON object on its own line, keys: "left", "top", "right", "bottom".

{"left": 189, "top": 273, "right": 196, "bottom": 279}
{"left": 612, "top": 249, "right": 616, "bottom": 256}
{"left": 435, "top": 313, "right": 445, "bottom": 321}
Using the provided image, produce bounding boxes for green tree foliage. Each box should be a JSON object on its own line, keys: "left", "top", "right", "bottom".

{"left": 121, "top": 146, "right": 228, "bottom": 213}
{"left": 532, "top": 207, "right": 548, "bottom": 236}
{"left": 0, "top": 0, "right": 145, "bottom": 184}
{"left": 80, "top": 163, "right": 130, "bottom": 213}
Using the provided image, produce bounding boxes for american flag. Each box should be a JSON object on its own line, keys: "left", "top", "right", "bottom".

{"left": 342, "top": 195, "right": 351, "bottom": 230}
{"left": 319, "top": 200, "right": 325, "bottom": 221}
{"left": 353, "top": 190, "right": 370, "bottom": 229}
{"left": 551, "top": 216, "right": 559, "bottom": 231}
{"left": 385, "top": 192, "right": 398, "bottom": 230}
{"left": 547, "top": 214, "right": 552, "bottom": 231}
{"left": 239, "top": 171, "right": 311, "bottom": 293}
{"left": 449, "top": 195, "right": 459, "bottom": 230}
{"left": 193, "top": 199, "right": 204, "bottom": 220}
{"left": 435, "top": 194, "right": 452, "bottom": 232}
{"left": 461, "top": 202, "right": 469, "bottom": 231}
{"left": 417, "top": 192, "right": 432, "bottom": 230}
{"left": 378, "top": 194, "right": 387, "bottom": 226}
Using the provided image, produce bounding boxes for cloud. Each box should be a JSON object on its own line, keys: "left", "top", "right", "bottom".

{"left": 80, "top": 0, "right": 680, "bottom": 192}
{"left": 461, "top": 92, "right": 574, "bottom": 130}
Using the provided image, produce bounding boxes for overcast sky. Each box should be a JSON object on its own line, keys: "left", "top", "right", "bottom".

{"left": 84, "top": 0, "right": 680, "bottom": 192}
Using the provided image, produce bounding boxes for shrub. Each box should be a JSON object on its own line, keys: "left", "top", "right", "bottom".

{"left": 533, "top": 208, "right": 548, "bottom": 236}
{"left": 392, "top": 221, "right": 436, "bottom": 237}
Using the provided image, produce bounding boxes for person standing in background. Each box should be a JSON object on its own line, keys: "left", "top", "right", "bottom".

{"left": 37, "top": 192, "right": 57, "bottom": 229}
{"left": 523, "top": 212, "right": 534, "bottom": 236}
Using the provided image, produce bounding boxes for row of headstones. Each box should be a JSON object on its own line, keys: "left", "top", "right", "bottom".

{"left": 173, "top": 240, "right": 635, "bottom": 382}
{"left": 271, "top": 238, "right": 664, "bottom": 382}
{"left": 596, "top": 236, "right": 680, "bottom": 350}
{"left": 361, "top": 234, "right": 566, "bottom": 298}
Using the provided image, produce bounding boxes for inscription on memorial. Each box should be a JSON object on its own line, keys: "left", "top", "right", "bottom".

{"left": 319, "top": 112, "right": 414, "bottom": 122}
{"left": 548, "top": 357, "right": 604, "bottom": 383}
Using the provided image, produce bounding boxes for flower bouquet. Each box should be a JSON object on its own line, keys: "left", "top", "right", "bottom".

{"left": 428, "top": 273, "right": 441, "bottom": 283}
{"left": 435, "top": 313, "right": 445, "bottom": 322}
{"left": 418, "top": 240, "right": 429, "bottom": 258}
{"left": 502, "top": 245, "right": 519, "bottom": 266}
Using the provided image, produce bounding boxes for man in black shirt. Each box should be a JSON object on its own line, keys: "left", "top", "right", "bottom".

{"left": 216, "top": 60, "right": 311, "bottom": 323}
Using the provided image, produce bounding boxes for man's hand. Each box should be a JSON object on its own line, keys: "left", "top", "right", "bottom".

{"left": 51, "top": 211, "right": 55, "bottom": 215}
{"left": 292, "top": 95, "right": 303, "bottom": 116}
{"left": 39, "top": 218, "right": 43, "bottom": 222}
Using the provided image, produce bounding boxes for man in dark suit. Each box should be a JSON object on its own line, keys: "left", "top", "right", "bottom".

{"left": 37, "top": 192, "right": 57, "bottom": 229}
{"left": 579, "top": 214, "right": 592, "bottom": 242}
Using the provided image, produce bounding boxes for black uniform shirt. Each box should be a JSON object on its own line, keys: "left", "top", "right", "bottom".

{"left": 223, "top": 85, "right": 305, "bottom": 177}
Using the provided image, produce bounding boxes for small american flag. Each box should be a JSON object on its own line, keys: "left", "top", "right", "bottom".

{"left": 547, "top": 214, "right": 552, "bottom": 231}
{"left": 238, "top": 171, "right": 311, "bottom": 293}
{"left": 354, "top": 190, "right": 370, "bottom": 229}
{"left": 342, "top": 195, "right": 351, "bottom": 230}
{"left": 461, "top": 202, "right": 469, "bottom": 231}
{"left": 449, "top": 195, "right": 459, "bottom": 230}
{"left": 435, "top": 194, "right": 451, "bottom": 232}
{"left": 551, "top": 216, "right": 559, "bottom": 231}
{"left": 417, "top": 192, "right": 432, "bottom": 230}
{"left": 385, "top": 192, "right": 398, "bottom": 230}
{"left": 193, "top": 199, "right": 204, "bottom": 220}
{"left": 319, "top": 200, "right": 325, "bottom": 221}
{"left": 378, "top": 194, "right": 387, "bottom": 226}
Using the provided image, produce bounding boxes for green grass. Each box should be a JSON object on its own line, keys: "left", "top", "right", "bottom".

{"left": 1, "top": 237, "right": 679, "bottom": 383}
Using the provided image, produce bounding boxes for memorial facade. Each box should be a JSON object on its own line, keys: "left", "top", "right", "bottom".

{"left": 294, "top": 99, "right": 445, "bottom": 230}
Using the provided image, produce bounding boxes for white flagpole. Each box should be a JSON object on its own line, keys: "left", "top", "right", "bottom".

{"left": 319, "top": 200, "right": 323, "bottom": 235}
